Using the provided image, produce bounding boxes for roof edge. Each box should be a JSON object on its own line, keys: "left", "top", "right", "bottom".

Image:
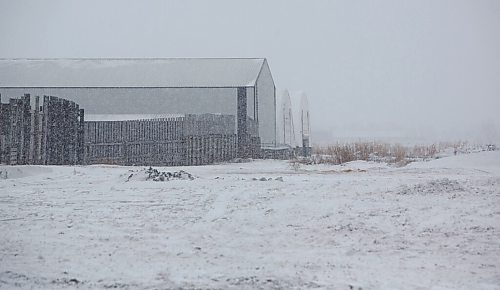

{"left": 0, "top": 57, "right": 267, "bottom": 61}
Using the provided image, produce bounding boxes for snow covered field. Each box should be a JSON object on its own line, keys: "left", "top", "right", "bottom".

{"left": 1, "top": 152, "right": 499, "bottom": 289}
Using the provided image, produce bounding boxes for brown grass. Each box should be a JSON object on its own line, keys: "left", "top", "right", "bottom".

{"left": 310, "top": 142, "right": 442, "bottom": 165}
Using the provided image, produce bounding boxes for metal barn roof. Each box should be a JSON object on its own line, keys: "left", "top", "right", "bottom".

{"left": 0, "top": 58, "right": 267, "bottom": 88}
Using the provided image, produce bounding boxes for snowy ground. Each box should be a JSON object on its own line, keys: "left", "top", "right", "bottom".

{"left": 0, "top": 152, "right": 499, "bottom": 289}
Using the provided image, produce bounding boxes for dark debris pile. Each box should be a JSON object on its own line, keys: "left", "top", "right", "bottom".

{"left": 125, "top": 167, "right": 195, "bottom": 182}
{"left": 145, "top": 167, "right": 194, "bottom": 181}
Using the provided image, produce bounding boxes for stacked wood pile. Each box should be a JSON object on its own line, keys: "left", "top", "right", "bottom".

{"left": 0, "top": 94, "right": 84, "bottom": 165}
{"left": 1, "top": 93, "right": 263, "bottom": 167}
{"left": 84, "top": 114, "right": 238, "bottom": 166}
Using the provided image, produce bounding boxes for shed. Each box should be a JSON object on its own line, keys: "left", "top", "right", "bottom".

{"left": 0, "top": 58, "right": 277, "bottom": 148}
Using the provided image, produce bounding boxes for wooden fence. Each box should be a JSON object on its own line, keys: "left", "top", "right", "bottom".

{"left": 0, "top": 94, "right": 84, "bottom": 165}
{"left": 84, "top": 114, "right": 238, "bottom": 166}
{"left": 1, "top": 93, "right": 263, "bottom": 166}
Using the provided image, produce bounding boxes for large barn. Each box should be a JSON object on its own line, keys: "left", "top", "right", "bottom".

{"left": 0, "top": 58, "right": 277, "bottom": 165}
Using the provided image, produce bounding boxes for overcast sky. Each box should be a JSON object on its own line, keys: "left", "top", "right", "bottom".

{"left": 1, "top": 0, "right": 499, "bottom": 144}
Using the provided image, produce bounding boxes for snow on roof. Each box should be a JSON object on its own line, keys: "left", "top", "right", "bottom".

{"left": 85, "top": 114, "right": 185, "bottom": 121}
{"left": 0, "top": 58, "right": 266, "bottom": 88}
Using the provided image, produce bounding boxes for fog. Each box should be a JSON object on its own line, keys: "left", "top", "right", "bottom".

{"left": 1, "top": 0, "right": 499, "bottom": 144}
